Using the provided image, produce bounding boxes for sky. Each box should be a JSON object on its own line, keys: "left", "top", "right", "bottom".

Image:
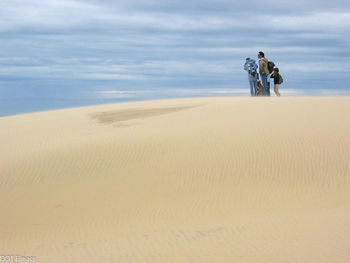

{"left": 1, "top": 0, "right": 350, "bottom": 115}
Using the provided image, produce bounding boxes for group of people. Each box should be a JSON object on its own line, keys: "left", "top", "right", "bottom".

{"left": 244, "top": 51, "right": 283, "bottom": 96}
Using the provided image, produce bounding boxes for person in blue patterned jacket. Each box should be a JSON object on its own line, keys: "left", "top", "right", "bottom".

{"left": 244, "top": 58, "right": 259, "bottom": 96}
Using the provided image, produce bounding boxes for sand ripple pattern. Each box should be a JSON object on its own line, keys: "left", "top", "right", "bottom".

{"left": 1, "top": 97, "right": 350, "bottom": 262}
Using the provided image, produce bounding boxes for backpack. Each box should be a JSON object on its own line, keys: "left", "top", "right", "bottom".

{"left": 278, "top": 74, "right": 283, "bottom": 84}
{"left": 248, "top": 62, "right": 258, "bottom": 77}
{"left": 267, "top": 61, "right": 275, "bottom": 74}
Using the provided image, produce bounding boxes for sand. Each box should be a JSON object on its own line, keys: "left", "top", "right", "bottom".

{"left": 1, "top": 97, "right": 350, "bottom": 262}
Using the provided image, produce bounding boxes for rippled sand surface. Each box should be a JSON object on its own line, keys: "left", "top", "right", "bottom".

{"left": 1, "top": 97, "right": 350, "bottom": 262}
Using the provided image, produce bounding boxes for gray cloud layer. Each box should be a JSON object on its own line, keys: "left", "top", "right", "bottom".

{"left": 1, "top": 0, "right": 350, "bottom": 107}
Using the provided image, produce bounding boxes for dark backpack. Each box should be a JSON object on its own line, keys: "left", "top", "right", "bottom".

{"left": 279, "top": 74, "right": 283, "bottom": 84}
{"left": 267, "top": 61, "right": 275, "bottom": 74}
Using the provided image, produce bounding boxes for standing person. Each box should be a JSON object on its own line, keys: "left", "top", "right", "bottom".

{"left": 258, "top": 51, "right": 270, "bottom": 96}
{"left": 270, "top": 68, "right": 283, "bottom": 96}
{"left": 244, "top": 58, "right": 259, "bottom": 96}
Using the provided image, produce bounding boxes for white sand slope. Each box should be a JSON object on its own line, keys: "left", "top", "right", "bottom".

{"left": 1, "top": 97, "right": 350, "bottom": 262}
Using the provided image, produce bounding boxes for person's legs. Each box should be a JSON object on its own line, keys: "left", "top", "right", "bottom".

{"left": 253, "top": 80, "right": 258, "bottom": 96}
{"left": 249, "top": 80, "right": 255, "bottom": 96}
{"left": 267, "top": 74, "right": 271, "bottom": 95}
{"left": 274, "top": 84, "right": 281, "bottom": 96}
{"left": 260, "top": 74, "right": 270, "bottom": 96}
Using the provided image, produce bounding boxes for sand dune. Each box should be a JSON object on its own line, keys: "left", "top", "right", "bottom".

{"left": 1, "top": 97, "right": 350, "bottom": 262}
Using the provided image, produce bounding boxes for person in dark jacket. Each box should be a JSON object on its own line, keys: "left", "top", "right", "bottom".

{"left": 270, "top": 68, "right": 283, "bottom": 96}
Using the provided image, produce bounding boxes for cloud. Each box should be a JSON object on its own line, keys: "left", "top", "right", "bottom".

{"left": 96, "top": 90, "right": 139, "bottom": 99}
{"left": 0, "top": 0, "right": 350, "bottom": 106}
{"left": 1, "top": 0, "right": 350, "bottom": 34}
